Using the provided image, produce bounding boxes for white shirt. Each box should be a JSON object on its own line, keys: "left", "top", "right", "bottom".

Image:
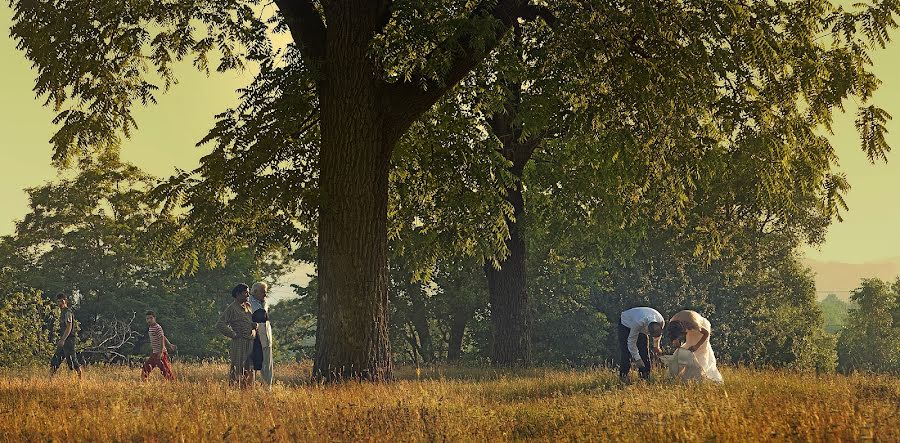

{"left": 620, "top": 307, "right": 664, "bottom": 360}
{"left": 249, "top": 296, "right": 273, "bottom": 348}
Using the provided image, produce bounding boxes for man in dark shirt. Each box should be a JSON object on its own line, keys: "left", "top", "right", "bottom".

{"left": 49, "top": 293, "right": 82, "bottom": 379}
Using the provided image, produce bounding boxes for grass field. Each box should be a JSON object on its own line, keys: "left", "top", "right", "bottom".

{"left": 1, "top": 362, "right": 898, "bottom": 442}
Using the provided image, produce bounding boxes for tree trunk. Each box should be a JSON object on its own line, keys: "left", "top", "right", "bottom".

{"left": 313, "top": 6, "right": 393, "bottom": 381}
{"left": 447, "top": 310, "right": 469, "bottom": 362}
{"left": 485, "top": 181, "right": 531, "bottom": 366}
{"left": 404, "top": 323, "right": 421, "bottom": 366}
{"left": 302, "top": 0, "right": 534, "bottom": 381}
{"left": 484, "top": 75, "right": 539, "bottom": 367}
{"left": 408, "top": 283, "right": 435, "bottom": 364}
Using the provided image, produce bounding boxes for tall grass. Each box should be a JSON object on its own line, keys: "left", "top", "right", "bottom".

{"left": 1, "top": 363, "right": 897, "bottom": 442}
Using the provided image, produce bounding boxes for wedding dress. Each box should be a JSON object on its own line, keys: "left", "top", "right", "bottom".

{"left": 662, "top": 313, "right": 724, "bottom": 384}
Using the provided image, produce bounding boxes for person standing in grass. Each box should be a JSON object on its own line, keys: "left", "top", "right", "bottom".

{"left": 217, "top": 283, "right": 256, "bottom": 387}
{"left": 249, "top": 281, "right": 274, "bottom": 387}
{"left": 618, "top": 306, "right": 665, "bottom": 382}
{"left": 141, "top": 310, "right": 176, "bottom": 381}
{"left": 49, "top": 292, "right": 82, "bottom": 379}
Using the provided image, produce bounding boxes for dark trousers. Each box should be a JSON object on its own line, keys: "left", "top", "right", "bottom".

{"left": 618, "top": 322, "right": 650, "bottom": 379}
{"left": 50, "top": 338, "right": 80, "bottom": 372}
{"left": 251, "top": 335, "right": 263, "bottom": 371}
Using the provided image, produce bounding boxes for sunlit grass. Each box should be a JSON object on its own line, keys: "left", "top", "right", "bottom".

{"left": 1, "top": 362, "right": 897, "bottom": 442}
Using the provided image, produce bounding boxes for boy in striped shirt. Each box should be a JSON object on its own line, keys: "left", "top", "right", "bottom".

{"left": 141, "top": 310, "right": 176, "bottom": 381}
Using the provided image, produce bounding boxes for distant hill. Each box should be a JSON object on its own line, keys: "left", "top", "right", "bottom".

{"left": 802, "top": 257, "right": 900, "bottom": 301}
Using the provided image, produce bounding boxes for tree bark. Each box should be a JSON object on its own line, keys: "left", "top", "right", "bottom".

{"left": 312, "top": 4, "right": 393, "bottom": 381}
{"left": 483, "top": 75, "right": 541, "bottom": 367}
{"left": 404, "top": 323, "right": 421, "bottom": 366}
{"left": 485, "top": 180, "right": 531, "bottom": 366}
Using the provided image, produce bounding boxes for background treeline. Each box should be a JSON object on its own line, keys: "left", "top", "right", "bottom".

{"left": 0, "top": 156, "right": 287, "bottom": 365}
{"left": 1, "top": 150, "right": 897, "bottom": 374}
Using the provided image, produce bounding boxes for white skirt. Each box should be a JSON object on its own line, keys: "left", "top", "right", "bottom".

{"left": 682, "top": 316, "right": 724, "bottom": 384}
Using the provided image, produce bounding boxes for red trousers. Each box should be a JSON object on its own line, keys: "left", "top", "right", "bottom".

{"left": 142, "top": 352, "right": 175, "bottom": 381}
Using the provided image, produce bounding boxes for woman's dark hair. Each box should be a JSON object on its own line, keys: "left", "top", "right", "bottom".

{"left": 666, "top": 320, "right": 687, "bottom": 343}
{"left": 55, "top": 292, "right": 67, "bottom": 301}
{"left": 232, "top": 283, "right": 250, "bottom": 298}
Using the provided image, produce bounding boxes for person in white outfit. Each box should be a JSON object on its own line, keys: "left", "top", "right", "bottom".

{"left": 249, "top": 282, "right": 274, "bottom": 387}
{"left": 618, "top": 307, "right": 665, "bottom": 381}
{"left": 664, "top": 310, "right": 724, "bottom": 384}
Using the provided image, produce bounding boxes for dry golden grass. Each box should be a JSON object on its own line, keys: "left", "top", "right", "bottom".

{"left": 1, "top": 362, "right": 898, "bottom": 442}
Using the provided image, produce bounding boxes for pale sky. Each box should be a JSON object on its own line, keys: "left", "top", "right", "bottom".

{"left": 801, "top": 38, "right": 900, "bottom": 265}
{"left": 1, "top": 5, "right": 899, "bottom": 288}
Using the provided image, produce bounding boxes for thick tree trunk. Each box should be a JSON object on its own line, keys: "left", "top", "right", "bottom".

{"left": 486, "top": 181, "right": 531, "bottom": 366}
{"left": 314, "top": 124, "right": 392, "bottom": 381}
{"left": 296, "top": 0, "right": 538, "bottom": 381}
{"left": 483, "top": 74, "right": 539, "bottom": 367}
{"left": 313, "top": 5, "right": 393, "bottom": 381}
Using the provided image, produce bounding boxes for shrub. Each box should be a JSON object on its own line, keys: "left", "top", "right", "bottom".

{"left": 0, "top": 289, "right": 56, "bottom": 367}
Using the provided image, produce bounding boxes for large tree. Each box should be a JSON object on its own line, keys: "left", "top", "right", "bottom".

{"left": 6, "top": 155, "right": 167, "bottom": 303}
{"left": 838, "top": 278, "right": 900, "bottom": 373}
{"left": 393, "top": 0, "right": 899, "bottom": 365}
{"left": 12, "top": 0, "right": 898, "bottom": 377}
{"left": 11, "top": 0, "right": 553, "bottom": 380}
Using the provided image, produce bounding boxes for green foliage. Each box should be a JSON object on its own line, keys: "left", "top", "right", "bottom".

{"left": 838, "top": 279, "right": 900, "bottom": 374}
{"left": 9, "top": 0, "right": 270, "bottom": 166}
{"left": 530, "top": 288, "right": 610, "bottom": 366}
{"left": 0, "top": 289, "right": 56, "bottom": 367}
{"left": 8, "top": 155, "right": 166, "bottom": 302}
{"left": 893, "top": 278, "right": 900, "bottom": 327}
{"left": 387, "top": 253, "right": 490, "bottom": 365}
{"left": 389, "top": 96, "right": 514, "bottom": 272}
{"left": 523, "top": 197, "right": 615, "bottom": 365}
{"left": 269, "top": 280, "right": 317, "bottom": 363}
{"left": 795, "top": 327, "right": 838, "bottom": 374}
{"left": 152, "top": 46, "right": 321, "bottom": 274}
{"left": 14, "top": 0, "right": 897, "bottom": 275}
{"left": 819, "top": 294, "right": 852, "bottom": 334}
{"left": 710, "top": 252, "right": 837, "bottom": 371}
{"left": 398, "top": 0, "right": 900, "bottom": 251}
{"left": 0, "top": 158, "right": 285, "bottom": 363}
{"left": 429, "top": 259, "right": 491, "bottom": 362}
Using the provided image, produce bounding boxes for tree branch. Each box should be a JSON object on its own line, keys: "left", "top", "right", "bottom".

{"left": 275, "top": 0, "right": 327, "bottom": 65}
{"left": 291, "top": 110, "right": 320, "bottom": 139}
{"left": 381, "top": 1, "right": 555, "bottom": 144}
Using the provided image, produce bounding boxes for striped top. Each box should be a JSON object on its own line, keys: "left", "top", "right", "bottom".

{"left": 149, "top": 323, "right": 166, "bottom": 354}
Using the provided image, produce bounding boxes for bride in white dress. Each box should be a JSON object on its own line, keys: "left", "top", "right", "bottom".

{"left": 662, "top": 310, "right": 724, "bottom": 384}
